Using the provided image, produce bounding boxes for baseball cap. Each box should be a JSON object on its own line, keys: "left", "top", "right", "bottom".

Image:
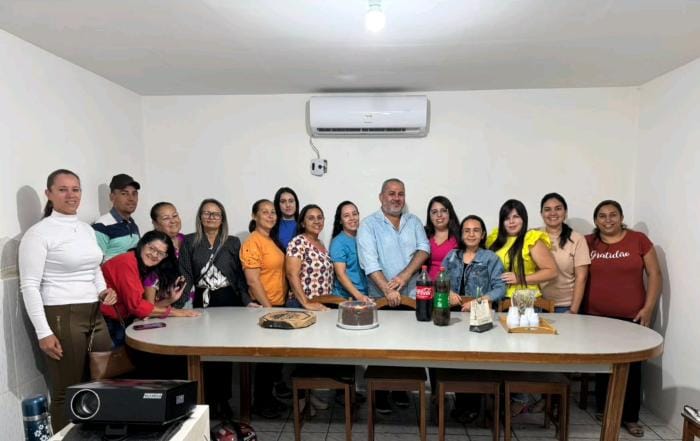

{"left": 109, "top": 174, "right": 141, "bottom": 191}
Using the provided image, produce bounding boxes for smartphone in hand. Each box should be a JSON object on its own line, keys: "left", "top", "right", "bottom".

{"left": 133, "top": 322, "right": 167, "bottom": 331}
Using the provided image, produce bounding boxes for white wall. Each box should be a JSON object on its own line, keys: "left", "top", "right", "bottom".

{"left": 3, "top": 22, "right": 688, "bottom": 434}
{"left": 0, "top": 29, "right": 144, "bottom": 438}
{"left": 142, "top": 88, "right": 641, "bottom": 242}
{"left": 637, "top": 57, "right": 700, "bottom": 427}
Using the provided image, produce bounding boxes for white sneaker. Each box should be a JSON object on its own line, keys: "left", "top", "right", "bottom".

{"left": 309, "top": 392, "right": 329, "bottom": 410}
{"left": 685, "top": 405, "right": 700, "bottom": 424}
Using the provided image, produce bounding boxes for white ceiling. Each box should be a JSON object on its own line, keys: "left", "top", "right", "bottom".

{"left": 2, "top": 0, "right": 700, "bottom": 95}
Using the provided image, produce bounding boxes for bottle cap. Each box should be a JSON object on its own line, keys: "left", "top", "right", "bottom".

{"left": 22, "top": 395, "right": 48, "bottom": 417}
{"left": 439, "top": 266, "right": 445, "bottom": 271}
{"left": 421, "top": 265, "right": 427, "bottom": 270}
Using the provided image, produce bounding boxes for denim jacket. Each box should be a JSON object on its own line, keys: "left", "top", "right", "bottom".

{"left": 441, "top": 248, "right": 506, "bottom": 302}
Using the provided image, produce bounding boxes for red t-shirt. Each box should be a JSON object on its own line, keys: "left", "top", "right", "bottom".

{"left": 584, "top": 230, "right": 653, "bottom": 319}
{"left": 100, "top": 251, "right": 154, "bottom": 320}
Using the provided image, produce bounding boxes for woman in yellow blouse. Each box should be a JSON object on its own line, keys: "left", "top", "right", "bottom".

{"left": 487, "top": 199, "right": 557, "bottom": 298}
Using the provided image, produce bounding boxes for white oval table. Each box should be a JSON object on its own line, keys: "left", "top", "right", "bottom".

{"left": 127, "top": 308, "right": 663, "bottom": 441}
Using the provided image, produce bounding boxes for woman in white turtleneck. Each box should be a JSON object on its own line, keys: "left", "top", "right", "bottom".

{"left": 19, "top": 169, "right": 117, "bottom": 432}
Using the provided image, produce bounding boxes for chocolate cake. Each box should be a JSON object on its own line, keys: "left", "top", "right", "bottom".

{"left": 337, "top": 301, "right": 378, "bottom": 330}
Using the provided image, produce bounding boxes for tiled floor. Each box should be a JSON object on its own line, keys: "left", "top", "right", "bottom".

{"left": 236, "top": 391, "right": 684, "bottom": 441}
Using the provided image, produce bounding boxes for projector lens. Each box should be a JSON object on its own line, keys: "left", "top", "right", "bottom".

{"left": 70, "top": 389, "right": 100, "bottom": 420}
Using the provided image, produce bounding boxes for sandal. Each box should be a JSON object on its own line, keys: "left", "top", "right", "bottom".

{"left": 623, "top": 421, "right": 645, "bottom": 438}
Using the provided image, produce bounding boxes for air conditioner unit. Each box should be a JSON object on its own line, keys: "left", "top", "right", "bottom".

{"left": 309, "top": 95, "right": 428, "bottom": 137}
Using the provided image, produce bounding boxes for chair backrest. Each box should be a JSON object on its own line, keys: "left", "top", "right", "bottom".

{"left": 310, "top": 295, "right": 346, "bottom": 309}
{"left": 498, "top": 297, "right": 555, "bottom": 313}
{"left": 374, "top": 295, "right": 416, "bottom": 310}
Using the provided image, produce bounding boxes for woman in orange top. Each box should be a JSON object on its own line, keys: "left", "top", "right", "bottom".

{"left": 241, "top": 199, "right": 289, "bottom": 419}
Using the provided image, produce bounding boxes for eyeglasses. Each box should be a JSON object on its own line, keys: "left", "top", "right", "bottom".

{"left": 201, "top": 211, "right": 222, "bottom": 219}
{"left": 145, "top": 244, "right": 168, "bottom": 259}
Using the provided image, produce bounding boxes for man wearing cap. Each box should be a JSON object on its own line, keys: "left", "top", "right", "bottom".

{"left": 93, "top": 174, "right": 141, "bottom": 261}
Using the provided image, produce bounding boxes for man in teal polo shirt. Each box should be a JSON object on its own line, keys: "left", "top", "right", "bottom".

{"left": 93, "top": 174, "right": 141, "bottom": 261}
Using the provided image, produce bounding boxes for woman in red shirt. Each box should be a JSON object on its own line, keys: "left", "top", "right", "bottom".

{"left": 585, "top": 200, "right": 662, "bottom": 437}
{"left": 101, "top": 230, "right": 199, "bottom": 346}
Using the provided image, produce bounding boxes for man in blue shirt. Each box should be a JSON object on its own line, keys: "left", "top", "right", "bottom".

{"left": 357, "top": 178, "right": 430, "bottom": 413}
{"left": 357, "top": 178, "right": 430, "bottom": 305}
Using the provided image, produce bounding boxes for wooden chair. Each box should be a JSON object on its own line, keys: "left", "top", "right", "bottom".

{"left": 310, "top": 294, "right": 346, "bottom": 307}
{"left": 293, "top": 295, "right": 356, "bottom": 441}
{"left": 365, "top": 295, "right": 426, "bottom": 441}
{"left": 374, "top": 295, "right": 416, "bottom": 310}
{"left": 292, "top": 365, "right": 355, "bottom": 441}
{"left": 366, "top": 365, "right": 427, "bottom": 441}
{"left": 498, "top": 298, "right": 569, "bottom": 441}
{"left": 436, "top": 369, "right": 500, "bottom": 441}
{"left": 683, "top": 408, "right": 700, "bottom": 441}
{"left": 504, "top": 372, "right": 570, "bottom": 441}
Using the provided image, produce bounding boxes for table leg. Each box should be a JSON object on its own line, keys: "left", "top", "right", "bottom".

{"left": 240, "top": 362, "right": 252, "bottom": 423}
{"left": 187, "top": 355, "right": 204, "bottom": 404}
{"left": 599, "top": 363, "right": 629, "bottom": 441}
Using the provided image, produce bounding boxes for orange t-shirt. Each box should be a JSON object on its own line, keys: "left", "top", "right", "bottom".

{"left": 240, "top": 231, "right": 287, "bottom": 306}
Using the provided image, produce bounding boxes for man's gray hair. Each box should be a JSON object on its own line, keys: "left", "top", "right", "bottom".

{"left": 380, "top": 178, "right": 405, "bottom": 194}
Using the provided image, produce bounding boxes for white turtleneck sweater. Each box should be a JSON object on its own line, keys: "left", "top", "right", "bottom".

{"left": 19, "top": 211, "right": 106, "bottom": 340}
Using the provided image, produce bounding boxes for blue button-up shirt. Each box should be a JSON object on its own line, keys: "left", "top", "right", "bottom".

{"left": 357, "top": 210, "right": 430, "bottom": 298}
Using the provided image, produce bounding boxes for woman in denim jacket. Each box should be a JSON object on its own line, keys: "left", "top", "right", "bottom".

{"left": 441, "top": 215, "right": 506, "bottom": 423}
{"left": 442, "top": 215, "right": 506, "bottom": 311}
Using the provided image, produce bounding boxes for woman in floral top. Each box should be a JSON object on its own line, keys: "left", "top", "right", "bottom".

{"left": 285, "top": 204, "right": 333, "bottom": 311}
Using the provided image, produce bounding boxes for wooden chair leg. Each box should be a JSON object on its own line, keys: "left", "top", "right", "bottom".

{"left": 493, "top": 388, "right": 500, "bottom": 441}
{"left": 293, "top": 384, "right": 302, "bottom": 441}
{"left": 560, "top": 387, "right": 569, "bottom": 441}
{"left": 419, "top": 382, "right": 427, "bottom": 441}
{"left": 367, "top": 384, "right": 375, "bottom": 441}
{"left": 504, "top": 383, "right": 512, "bottom": 441}
{"left": 343, "top": 384, "right": 352, "bottom": 441}
{"left": 437, "top": 383, "right": 445, "bottom": 441}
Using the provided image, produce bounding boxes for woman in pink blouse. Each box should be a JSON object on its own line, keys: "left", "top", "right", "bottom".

{"left": 424, "top": 196, "right": 460, "bottom": 279}
{"left": 285, "top": 204, "right": 332, "bottom": 311}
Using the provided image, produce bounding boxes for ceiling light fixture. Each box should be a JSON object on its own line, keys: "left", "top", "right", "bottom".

{"left": 365, "top": 0, "right": 385, "bottom": 32}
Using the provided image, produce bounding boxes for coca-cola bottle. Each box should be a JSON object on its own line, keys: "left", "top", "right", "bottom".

{"left": 415, "top": 265, "right": 433, "bottom": 321}
{"left": 432, "top": 266, "right": 451, "bottom": 326}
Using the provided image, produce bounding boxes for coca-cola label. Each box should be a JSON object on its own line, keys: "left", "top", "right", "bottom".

{"left": 416, "top": 286, "right": 434, "bottom": 300}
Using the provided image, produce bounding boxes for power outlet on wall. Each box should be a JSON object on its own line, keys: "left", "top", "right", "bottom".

{"left": 311, "top": 159, "right": 327, "bottom": 176}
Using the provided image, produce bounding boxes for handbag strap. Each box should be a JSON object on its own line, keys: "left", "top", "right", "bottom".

{"left": 194, "top": 238, "right": 225, "bottom": 286}
{"left": 88, "top": 302, "right": 126, "bottom": 352}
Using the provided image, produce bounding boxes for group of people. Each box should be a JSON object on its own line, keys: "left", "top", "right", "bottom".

{"left": 19, "top": 171, "right": 661, "bottom": 436}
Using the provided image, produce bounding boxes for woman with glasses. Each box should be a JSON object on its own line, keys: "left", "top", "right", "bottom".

{"left": 178, "top": 198, "right": 251, "bottom": 308}
{"left": 441, "top": 215, "right": 506, "bottom": 422}
{"left": 424, "top": 196, "right": 460, "bottom": 280}
{"left": 100, "top": 230, "right": 200, "bottom": 347}
{"left": 178, "top": 198, "right": 252, "bottom": 419}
